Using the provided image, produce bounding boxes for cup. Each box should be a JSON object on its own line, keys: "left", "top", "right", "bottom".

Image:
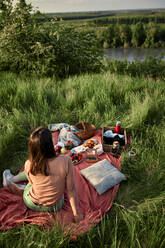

{"left": 85, "top": 149, "right": 98, "bottom": 163}
{"left": 128, "top": 150, "right": 136, "bottom": 160}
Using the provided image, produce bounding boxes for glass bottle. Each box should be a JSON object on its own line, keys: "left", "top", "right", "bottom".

{"left": 115, "top": 121, "right": 121, "bottom": 134}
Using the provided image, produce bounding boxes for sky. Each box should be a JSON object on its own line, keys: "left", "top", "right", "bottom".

{"left": 14, "top": 0, "right": 165, "bottom": 13}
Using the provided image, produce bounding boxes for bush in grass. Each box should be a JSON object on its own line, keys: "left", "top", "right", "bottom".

{"left": 106, "top": 56, "right": 165, "bottom": 79}
{"left": 0, "top": 0, "right": 103, "bottom": 78}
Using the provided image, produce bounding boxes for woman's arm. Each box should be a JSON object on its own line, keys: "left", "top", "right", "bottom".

{"left": 66, "top": 158, "right": 83, "bottom": 222}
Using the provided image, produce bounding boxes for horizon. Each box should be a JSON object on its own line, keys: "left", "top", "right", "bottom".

{"left": 44, "top": 7, "right": 165, "bottom": 15}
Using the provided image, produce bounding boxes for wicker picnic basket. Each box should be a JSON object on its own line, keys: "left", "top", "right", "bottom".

{"left": 75, "top": 121, "right": 96, "bottom": 140}
{"left": 102, "top": 126, "right": 127, "bottom": 153}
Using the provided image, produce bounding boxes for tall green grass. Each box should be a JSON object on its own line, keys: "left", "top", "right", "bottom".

{"left": 0, "top": 71, "right": 165, "bottom": 247}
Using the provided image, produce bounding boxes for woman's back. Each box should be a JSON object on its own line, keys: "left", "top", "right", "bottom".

{"left": 25, "top": 155, "right": 72, "bottom": 206}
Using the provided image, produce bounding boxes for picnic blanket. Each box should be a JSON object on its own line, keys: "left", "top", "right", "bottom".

{"left": 0, "top": 130, "right": 129, "bottom": 236}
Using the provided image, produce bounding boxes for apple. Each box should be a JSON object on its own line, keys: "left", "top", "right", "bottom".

{"left": 61, "top": 147, "right": 67, "bottom": 154}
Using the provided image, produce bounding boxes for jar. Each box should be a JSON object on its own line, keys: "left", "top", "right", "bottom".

{"left": 112, "top": 141, "right": 120, "bottom": 153}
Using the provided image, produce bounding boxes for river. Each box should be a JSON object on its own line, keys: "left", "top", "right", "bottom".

{"left": 104, "top": 48, "right": 165, "bottom": 62}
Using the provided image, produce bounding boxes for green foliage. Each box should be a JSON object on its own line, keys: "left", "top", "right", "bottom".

{"left": 0, "top": 0, "right": 12, "bottom": 29}
{"left": 102, "top": 24, "right": 122, "bottom": 48}
{"left": 93, "top": 14, "right": 165, "bottom": 26}
{"left": 131, "top": 22, "right": 146, "bottom": 47}
{"left": 144, "top": 22, "right": 160, "bottom": 48}
{"left": 106, "top": 56, "right": 165, "bottom": 79}
{"left": 98, "top": 22, "right": 165, "bottom": 48}
{"left": 102, "top": 24, "right": 115, "bottom": 47}
{"left": 112, "top": 24, "right": 122, "bottom": 47}
{"left": 0, "top": 71, "right": 165, "bottom": 247}
{"left": 0, "top": 0, "right": 103, "bottom": 77}
{"left": 120, "top": 24, "right": 132, "bottom": 47}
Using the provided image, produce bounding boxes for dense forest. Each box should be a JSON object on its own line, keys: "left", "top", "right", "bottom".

{"left": 97, "top": 22, "right": 165, "bottom": 48}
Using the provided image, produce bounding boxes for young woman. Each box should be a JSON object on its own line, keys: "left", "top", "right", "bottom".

{"left": 3, "top": 126, "right": 83, "bottom": 222}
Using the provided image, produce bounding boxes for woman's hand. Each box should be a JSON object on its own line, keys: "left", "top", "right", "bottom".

{"left": 74, "top": 213, "right": 84, "bottom": 223}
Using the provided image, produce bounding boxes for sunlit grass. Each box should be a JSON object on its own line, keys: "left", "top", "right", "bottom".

{"left": 0, "top": 71, "right": 165, "bottom": 247}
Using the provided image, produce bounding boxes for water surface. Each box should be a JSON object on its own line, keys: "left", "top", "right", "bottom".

{"left": 104, "top": 48, "right": 165, "bottom": 62}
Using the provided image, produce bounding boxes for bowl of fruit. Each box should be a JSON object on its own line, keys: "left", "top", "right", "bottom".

{"left": 70, "top": 153, "right": 83, "bottom": 165}
{"left": 83, "top": 139, "right": 98, "bottom": 148}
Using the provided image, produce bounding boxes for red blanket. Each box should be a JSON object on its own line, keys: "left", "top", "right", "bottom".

{"left": 0, "top": 130, "right": 127, "bottom": 236}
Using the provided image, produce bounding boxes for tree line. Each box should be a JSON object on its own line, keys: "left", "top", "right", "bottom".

{"left": 97, "top": 22, "right": 165, "bottom": 48}
{"left": 93, "top": 15, "right": 165, "bottom": 26}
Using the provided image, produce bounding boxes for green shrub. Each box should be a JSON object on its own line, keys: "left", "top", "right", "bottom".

{"left": 0, "top": 1, "right": 103, "bottom": 78}
{"left": 106, "top": 56, "right": 165, "bottom": 79}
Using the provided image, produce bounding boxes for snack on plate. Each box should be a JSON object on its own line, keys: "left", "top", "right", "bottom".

{"left": 70, "top": 153, "right": 83, "bottom": 165}
{"left": 83, "top": 139, "right": 97, "bottom": 148}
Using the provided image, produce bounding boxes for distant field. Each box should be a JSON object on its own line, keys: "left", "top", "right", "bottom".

{"left": 45, "top": 9, "right": 165, "bottom": 18}
{"left": 40, "top": 9, "right": 165, "bottom": 24}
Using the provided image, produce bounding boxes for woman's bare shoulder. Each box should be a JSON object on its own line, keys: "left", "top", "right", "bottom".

{"left": 24, "top": 159, "right": 31, "bottom": 171}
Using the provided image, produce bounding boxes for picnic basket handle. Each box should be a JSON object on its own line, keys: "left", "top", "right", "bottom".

{"left": 124, "top": 129, "right": 127, "bottom": 145}
{"left": 81, "top": 121, "right": 86, "bottom": 131}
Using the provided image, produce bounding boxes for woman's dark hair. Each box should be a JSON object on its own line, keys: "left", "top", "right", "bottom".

{"left": 28, "top": 126, "right": 56, "bottom": 176}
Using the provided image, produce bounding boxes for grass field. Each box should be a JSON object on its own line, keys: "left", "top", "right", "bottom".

{"left": 0, "top": 71, "right": 165, "bottom": 247}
